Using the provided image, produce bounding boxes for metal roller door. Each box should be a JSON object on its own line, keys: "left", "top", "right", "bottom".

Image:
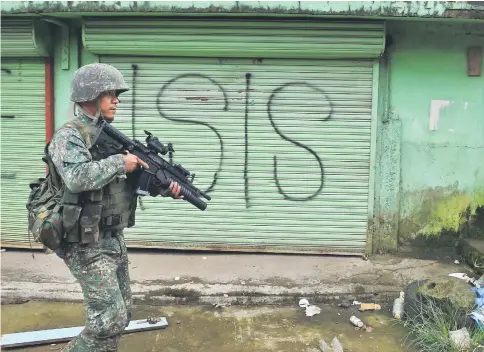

{"left": 1, "top": 59, "right": 46, "bottom": 246}
{"left": 100, "top": 56, "right": 376, "bottom": 254}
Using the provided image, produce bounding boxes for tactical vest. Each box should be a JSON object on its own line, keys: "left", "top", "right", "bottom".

{"left": 60, "top": 119, "right": 137, "bottom": 244}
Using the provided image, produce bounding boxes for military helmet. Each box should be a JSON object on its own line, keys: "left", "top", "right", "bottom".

{"left": 70, "top": 63, "right": 129, "bottom": 103}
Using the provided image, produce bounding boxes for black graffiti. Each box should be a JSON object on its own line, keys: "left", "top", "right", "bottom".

{"left": 267, "top": 82, "right": 333, "bottom": 202}
{"left": 156, "top": 74, "right": 227, "bottom": 195}
{"left": 131, "top": 63, "right": 146, "bottom": 211}
{"left": 131, "top": 64, "right": 138, "bottom": 139}
{"left": 244, "top": 73, "right": 252, "bottom": 208}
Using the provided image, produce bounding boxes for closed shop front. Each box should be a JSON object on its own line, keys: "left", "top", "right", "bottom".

{"left": 83, "top": 18, "right": 384, "bottom": 254}
{"left": 1, "top": 19, "right": 50, "bottom": 246}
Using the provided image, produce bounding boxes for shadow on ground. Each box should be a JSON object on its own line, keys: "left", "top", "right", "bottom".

{"left": 1, "top": 301, "right": 413, "bottom": 352}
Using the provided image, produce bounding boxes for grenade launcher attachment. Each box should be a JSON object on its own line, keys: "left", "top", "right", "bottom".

{"left": 91, "top": 120, "right": 211, "bottom": 211}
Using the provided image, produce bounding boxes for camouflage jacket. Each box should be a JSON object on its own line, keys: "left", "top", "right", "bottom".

{"left": 49, "top": 113, "right": 126, "bottom": 193}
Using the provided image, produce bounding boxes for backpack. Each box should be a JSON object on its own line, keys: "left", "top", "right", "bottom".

{"left": 26, "top": 121, "right": 91, "bottom": 251}
{"left": 26, "top": 144, "right": 65, "bottom": 250}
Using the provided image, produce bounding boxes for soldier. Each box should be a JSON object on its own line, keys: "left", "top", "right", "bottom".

{"left": 49, "top": 63, "right": 182, "bottom": 351}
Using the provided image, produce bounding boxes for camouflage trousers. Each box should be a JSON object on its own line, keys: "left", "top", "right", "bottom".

{"left": 60, "top": 232, "right": 132, "bottom": 352}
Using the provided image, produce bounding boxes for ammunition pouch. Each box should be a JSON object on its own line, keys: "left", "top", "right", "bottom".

{"left": 61, "top": 177, "right": 136, "bottom": 244}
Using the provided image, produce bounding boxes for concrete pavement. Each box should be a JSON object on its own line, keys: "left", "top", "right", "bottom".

{"left": 0, "top": 248, "right": 468, "bottom": 306}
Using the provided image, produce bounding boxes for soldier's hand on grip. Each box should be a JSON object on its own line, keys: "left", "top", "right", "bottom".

{"left": 121, "top": 152, "right": 149, "bottom": 173}
{"left": 169, "top": 181, "right": 184, "bottom": 199}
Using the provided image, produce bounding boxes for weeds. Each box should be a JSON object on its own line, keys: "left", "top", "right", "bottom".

{"left": 402, "top": 298, "right": 484, "bottom": 352}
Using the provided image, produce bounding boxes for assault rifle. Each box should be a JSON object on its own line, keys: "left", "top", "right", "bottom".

{"left": 91, "top": 119, "right": 211, "bottom": 211}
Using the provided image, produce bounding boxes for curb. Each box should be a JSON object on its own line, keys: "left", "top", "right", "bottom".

{"left": 1, "top": 281, "right": 401, "bottom": 307}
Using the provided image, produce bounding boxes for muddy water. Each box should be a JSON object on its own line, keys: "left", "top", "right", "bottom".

{"left": 1, "top": 301, "right": 412, "bottom": 351}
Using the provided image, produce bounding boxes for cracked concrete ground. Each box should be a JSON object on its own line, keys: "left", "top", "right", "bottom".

{"left": 0, "top": 249, "right": 469, "bottom": 306}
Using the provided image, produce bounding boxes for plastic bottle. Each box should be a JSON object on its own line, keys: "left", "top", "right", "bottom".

{"left": 392, "top": 291, "right": 405, "bottom": 319}
{"left": 350, "top": 315, "right": 364, "bottom": 328}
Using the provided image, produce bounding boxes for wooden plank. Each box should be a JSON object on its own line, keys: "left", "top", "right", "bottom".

{"left": 1, "top": 317, "right": 168, "bottom": 348}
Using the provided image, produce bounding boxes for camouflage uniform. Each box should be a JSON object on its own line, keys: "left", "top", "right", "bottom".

{"left": 49, "top": 64, "right": 133, "bottom": 352}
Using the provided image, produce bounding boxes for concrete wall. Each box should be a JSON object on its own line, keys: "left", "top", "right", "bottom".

{"left": 375, "top": 21, "right": 484, "bottom": 251}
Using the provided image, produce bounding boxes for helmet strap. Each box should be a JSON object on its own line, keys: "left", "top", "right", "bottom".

{"left": 95, "top": 99, "right": 102, "bottom": 118}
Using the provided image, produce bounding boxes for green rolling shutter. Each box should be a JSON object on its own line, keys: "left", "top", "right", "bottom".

{"left": 1, "top": 59, "right": 46, "bottom": 246}
{"left": 101, "top": 56, "right": 374, "bottom": 253}
{"left": 1, "top": 19, "right": 51, "bottom": 58}
{"left": 84, "top": 19, "right": 385, "bottom": 59}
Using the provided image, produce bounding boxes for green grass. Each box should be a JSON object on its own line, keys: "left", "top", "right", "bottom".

{"left": 401, "top": 299, "right": 484, "bottom": 352}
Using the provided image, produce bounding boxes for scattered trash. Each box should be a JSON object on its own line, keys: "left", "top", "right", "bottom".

{"left": 337, "top": 301, "right": 351, "bottom": 309}
{"left": 306, "top": 305, "right": 322, "bottom": 317}
{"left": 223, "top": 294, "right": 229, "bottom": 298}
{"left": 146, "top": 317, "right": 161, "bottom": 324}
{"left": 470, "top": 276, "right": 484, "bottom": 329}
{"left": 392, "top": 292, "right": 405, "bottom": 319}
{"left": 241, "top": 281, "right": 246, "bottom": 285}
{"left": 358, "top": 303, "right": 381, "bottom": 312}
{"left": 350, "top": 316, "right": 373, "bottom": 333}
{"left": 177, "top": 320, "right": 181, "bottom": 325}
{"left": 213, "top": 302, "right": 231, "bottom": 308}
{"left": 319, "top": 336, "right": 344, "bottom": 352}
{"left": 174, "top": 277, "right": 180, "bottom": 281}
{"left": 352, "top": 300, "right": 361, "bottom": 305}
{"left": 454, "top": 260, "right": 460, "bottom": 264}
{"left": 202, "top": 257, "right": 207, "bottom": 260}
{"left": 449, "top": 327, "right": 471, "bottom": 350}
{"left": 449, "top": 272, "right": 482, "bottom": 289}
{"left": 350, "top": 315, "right": 364, "bottom": 328}
{"left": 299, "top": 298, "right": 322, "bottom": 317}
{"left": 299, "top": 298, "right": 310, "bottom": 307}
{"left": 0, "top": 249, "right": 6, "bottom": 253}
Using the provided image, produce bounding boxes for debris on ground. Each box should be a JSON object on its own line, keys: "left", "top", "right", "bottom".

{"left": 358, "top": 303, "right": 381, "bottom": 312}
{"left": 352, "top": 300, "right": 361, "bottom": 305}
{"left": 349, "top": 316, "right": 373, "bottom": 333}
{"left": 146, "top": 317, "right": 161, "bottom": 324}
{"left": 319, "top": 336, "right": 344, "bottom": 352}
{"left": 470, "top": 276, "right": 484, "bottom": 329}
{"left": 454, "top": 260, "right": 460, "bottom": 265}
{"left": 213, "top": 302, "right": 231, "bottom": 309}
{"left": 392, "top": 292, "right": 405, "bottom": 319}
{"left": 449, "top": 272, "right": 482, "bottom": 288}
{"left": 1, "top": 248, "right": 6, "bottom": 252}
{"left": 337, "top": 301, "right": 351, "bottom": 309}
{"left": 449, "top": 327, "right": 471, "bottom": 350}
{"left": 350, "top": 315, "right": 364, "bottom": 328}
{"left": 299, "top": 298, "right": 322, "bottom": 317}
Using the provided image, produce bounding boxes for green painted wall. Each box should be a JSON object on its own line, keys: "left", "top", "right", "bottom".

{"left": 375, "top": 21, "right": 484, "bottom": 251}
{"left": 53, "top": 23, "right": 79, "bottom": 127}
{"left": 52, "top": 21, "right": 98, "bottom": 127}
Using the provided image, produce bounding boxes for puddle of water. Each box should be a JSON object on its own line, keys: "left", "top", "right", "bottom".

{"left": 1, "top": 301, "right": 413, "bottom": 351}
